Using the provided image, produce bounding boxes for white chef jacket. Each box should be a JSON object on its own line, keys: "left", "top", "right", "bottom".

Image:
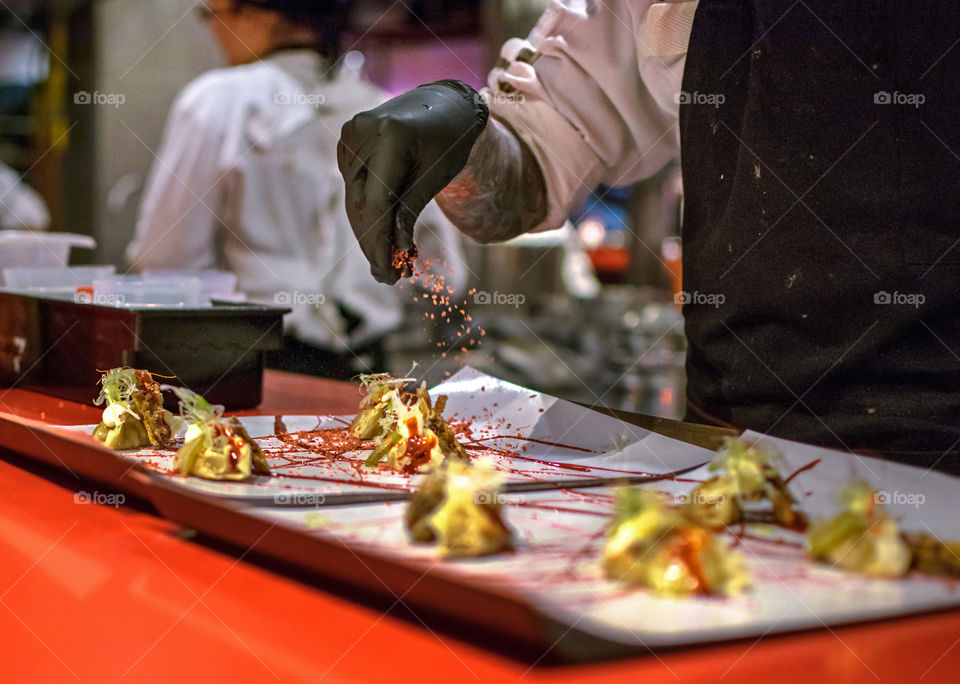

{"left": 485, "top": 0, "right": 697, "bottom": 232}
{"left": 0, "top": 161, "right": 50, "bottom": 231}
{"left": 128, "top": 49, "right": 466, "bottom": 350}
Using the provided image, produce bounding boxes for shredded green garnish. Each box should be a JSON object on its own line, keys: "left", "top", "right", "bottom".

{"left": 709, "top": 436, "right": 782, "bottom": 495}
{"left": 365, "top": 430, "right": 402, "bottom": 467}
{"left": 160, "top": 385, "right": 225, "bottom": 476}
{"left": 160, "top": 384, "right": 223, "bottom": 438}
{"left": 838, "top": 479, "right": 879, "bottom": 516}
{"left": 94, "top": 368, "right": 141, "bottom": 419}
{"left": 368, "top": 389, "right": 406, "bottom": 451}
{"left": 356, "top": 363, "right": 418, "bottom": 409}
{"left": 608, "top": 487, "right": 665, "bottom": 537}
{"left": 95, "top": 367, "right": 136, "bottom": 406}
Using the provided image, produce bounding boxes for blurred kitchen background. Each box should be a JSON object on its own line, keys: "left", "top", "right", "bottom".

{"left": 0, "top": 0, "right": 687, "bottom": 418}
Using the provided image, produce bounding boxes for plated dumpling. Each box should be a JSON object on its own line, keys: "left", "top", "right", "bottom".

{"left": 806, "top": 482, "right": 911, "bottom": 578}
{"left": 349, "top": 372, "right": 408, "bottom": 440}
{"left": 603, "top": 488, "right": 750, "bottom": 597}
{"left": 353, "top": 373, "right": 469, "bottom": 474}
{"left": 163, "top": 385, "right": 270, "bottom": 481}
{"left": 405, "top": 459, "right": 512, "bottom": 558}
{"left": 683, "top": 437, "right": 806, "bottom": 531}
{"left": 92, "top": 368, "right": 180, "bottom": 450}
{"left": 905, "top": 533, "right": 960, "bottom": 578}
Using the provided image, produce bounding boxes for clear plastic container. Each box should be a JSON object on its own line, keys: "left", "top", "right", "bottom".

{"left": 2, "top": 266, "right": 117, "bottom": 298}
{"left": 0, "top": 231, "right": 97, "bottom": 285}
{"left": 92, "top": 275, "right": 205, "bottom": 307}
{"left": 141, "top": 269, "right": 243, "bottom": 301}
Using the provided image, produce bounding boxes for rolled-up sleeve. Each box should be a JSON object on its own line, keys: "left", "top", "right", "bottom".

{"left": 486, "top": 0, "right": 696, "bottom": 231}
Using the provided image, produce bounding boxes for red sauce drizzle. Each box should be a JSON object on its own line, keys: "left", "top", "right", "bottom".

{"left": 399, "top": 417, "right": 439, "bottom": 474}
{"left": 784, "top": 458, "right": 822, "bottom": 485}
{"left": 210, "top": 423, "right": 246, "bottom": 470}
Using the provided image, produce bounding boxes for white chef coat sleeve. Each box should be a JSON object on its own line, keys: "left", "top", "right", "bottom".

{"left": 486, "top": 0, "right": 696, "bottom": 232}
{"left": 126, "top": 75, "right": 229, "bottom": 271}
{"left": 0, "top": 162, "right": 50, "bottom": 230}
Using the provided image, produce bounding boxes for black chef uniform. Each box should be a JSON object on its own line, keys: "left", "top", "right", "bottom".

{"left": 679, "top": 0, "right": 960, "bottom": 474}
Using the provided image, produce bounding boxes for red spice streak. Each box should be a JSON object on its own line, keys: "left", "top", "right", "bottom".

{"left": 274, "top": 424, "right": 701, "bottom": 489}
{"left": 545, "top": 527, "right": 610, "bottom": 584}
{"left": 231, "top": 417, "right": 703, "bottom": 496}
{"left": 732, "top": 530, "right": 804, "bottom": 550}
{"left": 784, "top": 458, "right": 822, "bottom": 485}
{"left": 465, "top": 439, "right": 676, "bottom": 478}
{"left": 268, "top": 427, "right": 371, "bottom": 469}
{"left": 458, "top": 431, "right": 704, "bottom": 481}
{"left": 514, "top": 500, "right": 609, "bottom": 517}
{"left": 728, "top": 521, "right": 747, "bottom": 548}
{"left": 274, "top": 471, "right": 411, "bottom": 493}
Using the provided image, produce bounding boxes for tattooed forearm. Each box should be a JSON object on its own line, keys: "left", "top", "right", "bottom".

{"left": 436, "top": 116, "right": 548, "bottom": 244}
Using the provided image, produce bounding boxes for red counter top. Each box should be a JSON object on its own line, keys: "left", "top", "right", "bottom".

{"left": 0, "top": 371, "right": 957, "bottom": 682}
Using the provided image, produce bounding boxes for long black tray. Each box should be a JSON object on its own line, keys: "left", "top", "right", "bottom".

{"left": 0, "top": 291, "right": 288, "bottom": 409}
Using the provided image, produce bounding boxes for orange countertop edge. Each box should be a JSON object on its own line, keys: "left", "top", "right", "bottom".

{"left": 0, "top": 371, "right": 958, "bottom": 682}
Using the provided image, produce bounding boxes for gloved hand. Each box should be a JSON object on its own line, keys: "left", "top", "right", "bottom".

{"left": 338, "top": 80, "right": 489, "bottom": 284}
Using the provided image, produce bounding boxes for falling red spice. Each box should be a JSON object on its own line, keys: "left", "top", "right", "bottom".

{"left": 392, "top": 245, "right": 418, "bottom": 278}
{"left": 394, "top": 251, "right": 488, "bottom": 381}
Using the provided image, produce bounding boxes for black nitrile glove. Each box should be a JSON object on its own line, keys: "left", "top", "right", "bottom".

{"left": 337, "top": 80, "right": 489, "bottom": 284}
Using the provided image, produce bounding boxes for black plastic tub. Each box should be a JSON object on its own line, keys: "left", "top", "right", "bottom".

{"left": 0, "top": 291, "right": 288, "bottom": 409}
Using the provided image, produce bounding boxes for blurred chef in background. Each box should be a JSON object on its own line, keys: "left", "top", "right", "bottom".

{"left": 339, "top": 0, "right": 960, "bottom": 472}
{"left": 0, "top": 160, "right": 49, "bottom": 231}
{"left": 127, "top": 0, "right": 465, "bottom": 379}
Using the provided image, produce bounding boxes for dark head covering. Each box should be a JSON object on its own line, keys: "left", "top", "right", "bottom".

{"left": 236, "top": 0, "right": 353, "bottom": 63}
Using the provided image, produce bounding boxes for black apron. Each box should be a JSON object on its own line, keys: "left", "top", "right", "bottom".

{"left": 679, "top": 0, "right": 960, "bottom": 473}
